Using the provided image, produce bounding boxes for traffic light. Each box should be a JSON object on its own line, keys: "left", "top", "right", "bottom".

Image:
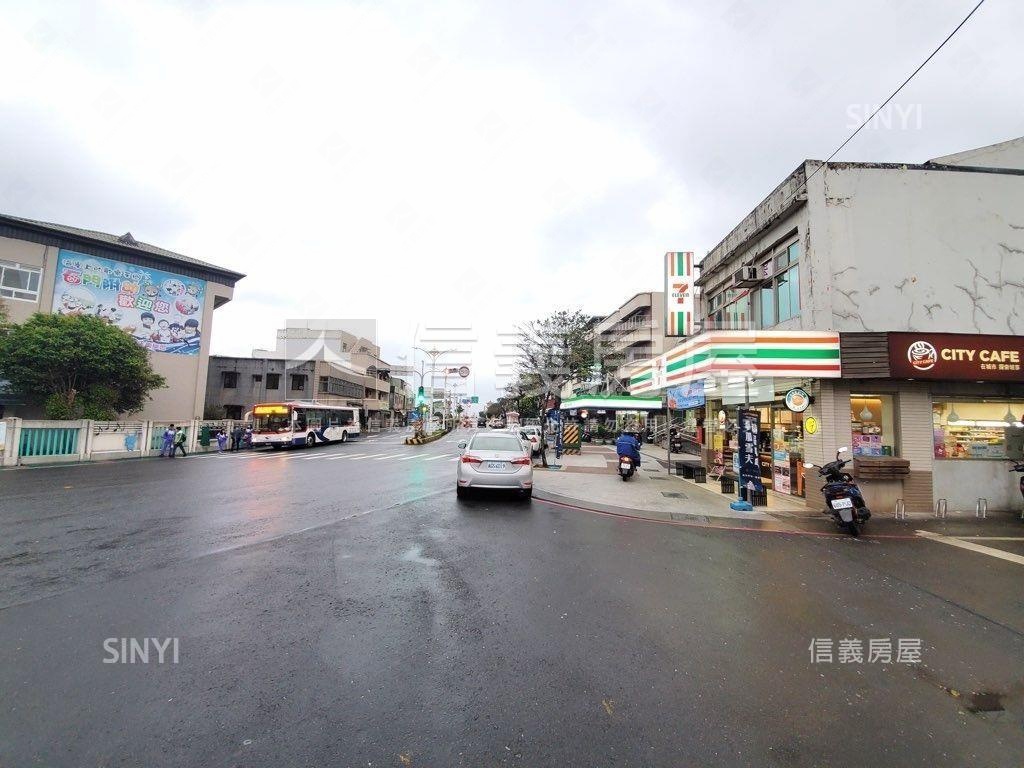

{"left": 415, "top": 386, "right": 426, "bottom": 407}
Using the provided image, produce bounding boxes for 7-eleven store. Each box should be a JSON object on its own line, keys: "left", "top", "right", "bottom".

{"left": 630, "top": 331, "right": 842, "bottom": 505}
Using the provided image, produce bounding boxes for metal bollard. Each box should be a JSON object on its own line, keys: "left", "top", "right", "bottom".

{"left": 894, "top": 499, "right": 907, "bottom": 520}
{"left": 975, "top": 498, "right": 988, "bottom": 519}
{"left": 934, "top": 498, "right": 948, "bottom": 519}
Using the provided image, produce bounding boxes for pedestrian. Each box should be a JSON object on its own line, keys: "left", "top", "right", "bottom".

{"left": 160, "top": 424, "right": 175, "bottom": 457}
{"left": 171, "top": 426, "right": 187, "bottom": 457}
{"left": 243, "top": 425, "right": 253, "bottom": 449}
{"left": 216, "top": 430, "right": 227, "bottom": 453}
{"left": 231, "top": 425, "right": 243, "bottom": 451}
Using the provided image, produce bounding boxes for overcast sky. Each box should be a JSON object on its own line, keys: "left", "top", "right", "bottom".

{"left": 1, "top": 0, "right": 1022, "bottom": 403}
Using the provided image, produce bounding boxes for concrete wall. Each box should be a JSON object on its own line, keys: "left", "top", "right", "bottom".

{"left": 807, "top": 164, "right": 1024, "bottom": 334}
{"left": 933, "top": 459, "right": 1022, "bottom": 513}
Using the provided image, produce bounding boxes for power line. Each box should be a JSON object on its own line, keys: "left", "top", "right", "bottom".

{"left": 800, "top": 0, "right": 987, "bottom": 197}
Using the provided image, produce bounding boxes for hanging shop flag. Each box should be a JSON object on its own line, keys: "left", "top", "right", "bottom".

{"left": 738, "top": 408, "right": 764, "bottom": 493}
{"left": 665, "top": 251, "right": 698, "bottom": 337}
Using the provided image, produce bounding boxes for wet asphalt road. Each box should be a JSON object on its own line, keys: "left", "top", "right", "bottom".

{"left": 1, "top": 429, "right": 1023, "bottom": 767}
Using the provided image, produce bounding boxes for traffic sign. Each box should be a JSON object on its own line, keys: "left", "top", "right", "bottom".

{"left": 458, "top": 366, "right": 470, "bottom": 378}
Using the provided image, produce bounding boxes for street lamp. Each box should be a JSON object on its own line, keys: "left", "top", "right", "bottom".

{"left": 413, "top": 346, "right": 457, "bottom": 430}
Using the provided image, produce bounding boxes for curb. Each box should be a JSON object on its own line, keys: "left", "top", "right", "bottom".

{"left": 404, "top": 429, "right": 453, "bottom": 446}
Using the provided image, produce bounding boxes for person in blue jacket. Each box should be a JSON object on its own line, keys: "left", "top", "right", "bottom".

{"left": 615, "top": 430, "right": 642, "bottom": 467}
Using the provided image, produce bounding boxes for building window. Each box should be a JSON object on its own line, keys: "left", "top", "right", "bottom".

{"left": 224, "top": 405, "right": 243, "bottom": 420}
{"left": 756, "top": 240, "right": 801, "bottom": 327}
{"left": 290, "top": 374, "right": 307, "bottom": 392}
{"left": 0, "top": 260, "right": 42, "bottom": 302}
{"left": 850, "top": 394, "right": 897, "bottom": 457}
{"left": 265, "top": 373, "right": 280, "bottom": 389}
{"left": 222, "top": 371, "right": 239, "bottom": 389}
{"left": 319, "top": 376, "right": 329, "bottom": 393}
{"left": 252, "top": 374, "right": 262, "bottom": 383}
{"left": 933, "top": 400, "right": 1024, "bottom": 459}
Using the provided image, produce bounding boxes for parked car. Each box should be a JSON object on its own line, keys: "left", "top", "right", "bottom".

{"left": 456, "top": 432, "right": 533, "bottom": 500}
{"left": 519, "top": 425, "right": 544, "bottom": 455}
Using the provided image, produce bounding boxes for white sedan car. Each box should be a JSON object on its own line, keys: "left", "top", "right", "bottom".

{"left": 456, "top": 432, "right": 533, "bottom": 500}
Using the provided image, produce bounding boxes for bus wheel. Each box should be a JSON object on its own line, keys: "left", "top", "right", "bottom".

{"left": 306, "top": 433, "right": 316, "bottom": 447}
{"left": 341, "top": 431, "right": 348, "bottom": 443}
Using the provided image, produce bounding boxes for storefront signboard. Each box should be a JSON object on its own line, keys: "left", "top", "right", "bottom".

{"left": 889, "top": 332, "right": 1024, "bottom": 381}
{"left": 52, "top": 249, "right": 206, "bottom": 356}
{"left": 738, "top": 408, "right": 764, "bottom": 492}
{"left": 804, "top": 416, "right": 818, "bottom": 435}
{"left": 784, "top": 387, "right": 810, "bottom": 412}
{"left": 665, "top": 251, "right": 697, "bottom": 337}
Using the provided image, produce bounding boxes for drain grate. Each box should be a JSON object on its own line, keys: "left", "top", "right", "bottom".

{"left": 648, "top": 475, "right": 668, "bottom": 481}
{"left": 661, "top": 491, "right": 687, "bottom": 499}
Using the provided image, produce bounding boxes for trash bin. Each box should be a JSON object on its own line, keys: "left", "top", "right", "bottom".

{"left": 199, "top": 424, "right": 211, "bottom": 448}
{"left": 720, "top": 476, "right": 735, "bottom": 494}
{"left": 749, "top": 489, "right": 768, "bottom": 507}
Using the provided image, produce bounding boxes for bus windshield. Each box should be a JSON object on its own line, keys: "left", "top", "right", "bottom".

{"left": 254, "top": 412, "right": 292, "bottom": 433}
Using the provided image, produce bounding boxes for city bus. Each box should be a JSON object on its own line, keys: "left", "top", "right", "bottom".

{"left": 250, "top": 401, "right": 361, "bottom": 449}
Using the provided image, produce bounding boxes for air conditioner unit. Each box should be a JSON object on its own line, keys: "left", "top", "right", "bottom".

{"left": 732, "top": 265, "right": 761, "bottom": 287}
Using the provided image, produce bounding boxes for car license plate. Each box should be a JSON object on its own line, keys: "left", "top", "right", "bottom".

{"left": 830, "top": 497, "right": 854, "bottom": 509}
{"left": 620, "top": 462, "right": 631, "bottom": 470}
{"left": 486, "top": 461, "right": 506, "bottom": 470}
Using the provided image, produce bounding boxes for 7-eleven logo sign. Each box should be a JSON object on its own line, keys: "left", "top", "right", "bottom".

{"left": 672, "top": 281, "right": 691, "bottom": 304}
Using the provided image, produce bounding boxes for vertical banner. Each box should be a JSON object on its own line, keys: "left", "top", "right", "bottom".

{"left": 738, "top": 408, "right": 764, "bottom": 492}
{"left": 665, "top": 251, "right": 697, "bottom": 337}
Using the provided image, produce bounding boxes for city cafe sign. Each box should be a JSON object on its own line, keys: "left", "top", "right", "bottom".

{"left": 888, "top": 332, "right": 1024, "bottom": 381}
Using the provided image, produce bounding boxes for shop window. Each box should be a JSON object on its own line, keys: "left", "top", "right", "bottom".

{"left": 933, "top": 400, "right": 1024, "bottom": 459}
{"left": 850, "top": 394, "right": 897, "bottom": 456}
{"left": 265, "top": 373, "right": 281, "bottom": 389}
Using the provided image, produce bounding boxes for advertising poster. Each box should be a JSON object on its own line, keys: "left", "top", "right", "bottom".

{"left": 773, "top": 449, "right": 790, "bottom": 494}
{"left": 738, "top": 409, "right": 764, "bottom": 492}
{"left": 667, "top": 380, "right": 706, "bottom": 410}
{"left": 53, "top": 249, "right": 206, "bottom": 356}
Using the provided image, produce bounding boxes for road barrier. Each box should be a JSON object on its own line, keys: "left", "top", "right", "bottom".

{"left": 561, "top": 424, "right": 580, "bottom": 455}
{"left": 975, "top": 498, "right": 988, "bottom": 519}
{"left": 894, "top": 499, "right": 907, "bottom": 519}
{"left": 934, "top": 498, "right": 948, "bottom": 519}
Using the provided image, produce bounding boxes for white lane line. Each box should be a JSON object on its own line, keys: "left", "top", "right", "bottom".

{"left": 372, "top": 453, "right": 406, "bottom": 460}
{"left": 325, "top": 453, "right": 369, "bottom": 460}
{"left": 916, "top": 530, "right": 1024, "bottom": 566}
{"left": 396, "top": 454, "right": 421, "bottom": 461}
{"left": 449, "top": 457, "right": 460, "bottom": 462}
{"left": 956, "top": 536, "right": 1024, "bottom": 541}
{"left": 422, "top": 454, "right": 449, "bottom": 461}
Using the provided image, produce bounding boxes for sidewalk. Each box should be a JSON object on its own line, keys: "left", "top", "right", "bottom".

{"left": 532, "top": 444, "right": 1024, "bottom": 537}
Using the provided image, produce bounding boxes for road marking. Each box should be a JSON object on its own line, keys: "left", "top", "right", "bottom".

{"left": 423, "top": 454, "right": 449, "bottom": 461}
{"left": 372, "top": 453, "right": 406, "bottom": 460}
{"left": 396, "top": 454, "right": 422, "bottom": 461}
{"left": 325, "top": 453, "right": 368, "bottom": 460}
{"left": 916, "top": 530, "right": 1024, "bottom": 566}
{"left": 449, "top": 457, "right": 460, "bottom": 462}
{"left": 955, "top": 536, "right": 1024, "bottom": 541}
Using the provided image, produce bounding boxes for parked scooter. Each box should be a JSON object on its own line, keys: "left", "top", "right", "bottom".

{"left": 1011, "top": 461, "right": 1024, "bottom": 512}
{"left": 617, "top": 454, "right": 636, "bottom": 481}
{"left": 805, "top": 447, "right": 871, "bottom": 536}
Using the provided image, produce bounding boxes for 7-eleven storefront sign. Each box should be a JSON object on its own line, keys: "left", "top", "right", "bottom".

{"left": 629, "top": 331, "right": 842, "bottom": 395}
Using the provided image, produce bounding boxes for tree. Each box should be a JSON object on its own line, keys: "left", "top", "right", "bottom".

{"left": 0, "top": 313, "right": 167, "bottom": 420}
{"left": 515, "top": 309, "right": 598, "bottom": 464}
{"left": 485, "top": 401, "right": 502, "bottom": 418}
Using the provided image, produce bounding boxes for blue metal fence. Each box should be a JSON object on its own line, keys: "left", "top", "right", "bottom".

{"left": 19, "top": 427, "right": 79, "bottom": 457}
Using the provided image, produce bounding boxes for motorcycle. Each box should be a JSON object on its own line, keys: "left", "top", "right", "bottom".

{"left": 1011, "top": 461, "right": 1024, "bottom": 512}
{"left": 805, "top": 447, "right": 871, "bottom": 536}
{"left": 617, "top": 454, "right": 636, "bottom": 481}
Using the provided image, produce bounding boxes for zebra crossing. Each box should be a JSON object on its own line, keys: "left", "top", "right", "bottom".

{"left": 211, "top": 447, "right": 463, "bottom": 464}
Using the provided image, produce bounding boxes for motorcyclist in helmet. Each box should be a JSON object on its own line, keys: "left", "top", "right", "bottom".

{"left": 615, "top": 429, "right": 642, "bottom": 468}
